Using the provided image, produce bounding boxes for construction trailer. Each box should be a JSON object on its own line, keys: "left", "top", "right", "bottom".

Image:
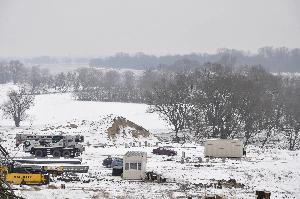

{"left": 204, "top": 139, "right": 244, "bottom": 158}
{"left": 123, "top": 151, "right": 147, "bottom": 180}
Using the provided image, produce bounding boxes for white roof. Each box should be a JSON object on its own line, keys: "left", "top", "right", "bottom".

{"left": 206, "top": 138, "right": 241, "bottom": 141}
{"left": 124, "top": 151, "right": 147, "bottom": 157}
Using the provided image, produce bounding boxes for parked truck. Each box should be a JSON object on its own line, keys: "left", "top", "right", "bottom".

{"left": 15, "top": 134, "right": 85, "bottom": 158}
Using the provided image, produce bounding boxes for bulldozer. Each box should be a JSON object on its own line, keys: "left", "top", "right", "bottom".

{"left": 0, "top": 144, "right": 50, "bottom": 185}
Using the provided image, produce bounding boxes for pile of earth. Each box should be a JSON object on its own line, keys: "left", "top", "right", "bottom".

{"left": 106, "top": 116, "right": 150, "bottom": 139}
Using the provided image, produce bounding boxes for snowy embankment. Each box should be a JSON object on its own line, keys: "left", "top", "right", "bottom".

{"left": 0, "top": 84, "right": 300, "bottom": 199}
{"left": 0, "top": 86, "right": 167, "bottom": 131}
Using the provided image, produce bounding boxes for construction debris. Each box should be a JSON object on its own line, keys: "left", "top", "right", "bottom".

{"left": 0, "top": 178, "right": 25, "bottom": 199}
{"left": 193, "top": 179, "right": 245, "bottom": 189}
{"left": 145, "top": 172, "right": 167, "bottom": 183}
{"left": 256, "top": 190, "right": 271, "bottom": 199}
{"left": 57, "top": 173, "right": 81, "bottom": 182}
{"left": 204, "top": 195, "right": 226, "bottom": 199}
{"left": 12, "top": 158, "right": 82, "bottom": 165}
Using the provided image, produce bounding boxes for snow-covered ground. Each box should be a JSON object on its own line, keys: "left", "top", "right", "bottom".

{"left": 37, "top": 63, "right": 90, "bottom": 74}
{"left": 0, "top": 84, "right": 300, "bottom": 199}
{"left": 0, "top": 85, "right": 167, "bottom": 132}
{"left": 32, "top": 63, "right": 145, "bottom": 75}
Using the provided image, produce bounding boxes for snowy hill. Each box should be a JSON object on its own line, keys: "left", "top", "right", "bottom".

{"left": 0, "top": 84, "right": 299, "bottom": 199}
{"left": 0, "top": 84, "right": 168, "bottom": 131}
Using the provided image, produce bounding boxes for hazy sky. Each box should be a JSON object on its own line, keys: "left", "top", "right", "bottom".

{"left": 0, "top": 0, "right": 299, "bottom": 57}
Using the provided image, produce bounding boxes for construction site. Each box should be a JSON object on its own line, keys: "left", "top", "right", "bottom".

{"left": 0, "top": 111, "right": 298, "bottom": 199}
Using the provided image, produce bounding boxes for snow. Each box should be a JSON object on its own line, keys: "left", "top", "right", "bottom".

{"left": 37, "top": 63, "right": 90, "bottom": 74}
{"left": 0, "top": 87, "right": 168, "bottom": 131}
{"left": 34, "top": 63, "right": 145, "bottom": 75}
{"left": 0, "top": 83, "right": 300, "bottom": 199}
{"left": 11, "top": 145, "right": 300, "bottom": 199}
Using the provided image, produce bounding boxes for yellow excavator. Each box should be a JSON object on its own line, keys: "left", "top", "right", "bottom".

{"left": 0, "top": 144, "right": 49, "bottom": 185}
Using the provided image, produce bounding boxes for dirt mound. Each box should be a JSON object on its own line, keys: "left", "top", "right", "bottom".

{"left": 106, "top": 116, "right": 150, "bottom": 139}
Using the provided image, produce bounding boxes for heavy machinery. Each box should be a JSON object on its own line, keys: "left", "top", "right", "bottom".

{"left": 0, "top": 177, "right": 24, "bottom": 199}
{"left": 0, "top": 144, "right": 50, "bottom": 185}
{"left": 0, "top": 144, "right": 24, "bottom": 198}
{"left": 16, "top": 133, "right": 85, "bottom": 158}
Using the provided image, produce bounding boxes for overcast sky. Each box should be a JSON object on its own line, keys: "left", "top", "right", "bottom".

{"left": 0, "top": 0, "right": 299, "bottom": 57}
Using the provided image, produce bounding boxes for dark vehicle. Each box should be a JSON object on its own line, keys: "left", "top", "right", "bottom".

{"left": 102, "top": 156, "right": 113, "bottom": 168}
{"left": 102, "top": 156, "right": 123, "bottom": 168}
{"left": 152, "top": 147, "right": 177, "bottom": 156}
{"left": 112, "top": 158, "right": 123, "bottom": 176}
{"left": 111, "top": 158, "right": 123, "bottom": 168}
{"left": 112, "top": 167, "right": 123, "bottom": 176}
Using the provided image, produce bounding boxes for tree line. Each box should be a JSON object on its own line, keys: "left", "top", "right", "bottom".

{"left": 0, "top": 60, "right": 153, "bottom": 103}
{"left": 0, "top": 60, "right": 299, "bottom": 150}
{"left": 0, "top": 61, "right": 137, "bottom": 98}
{"left": 0, "top": 61, "right": 145, "bottom": 126}
{"left": 90, "top": 47, "right": 300, "bottom": 72}
{"left": 0, "top": 60, "right": 74, "bottom": 94}
{"left": 146, "top": 64, "right": 300, "bottom": 150}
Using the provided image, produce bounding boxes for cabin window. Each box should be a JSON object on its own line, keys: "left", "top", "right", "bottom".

{"left": 130, "top": 163, "right": 137, "bottom": 170}
{"left": 138, "top": 163, "right": 142, "bottom": 170}
{"left": 125, "top": 163, "right": 129, "bottom": 170}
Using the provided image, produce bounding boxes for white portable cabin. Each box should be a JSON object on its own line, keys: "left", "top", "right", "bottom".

{"left": 123, "top": 151, "right": 147, "bottom": 180}
{"left": 204, "top": 139, "right": 243, "bottom": 158}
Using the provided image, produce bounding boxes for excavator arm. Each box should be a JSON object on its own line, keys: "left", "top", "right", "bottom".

{"left": 0, "top": 144, "right": 10, "bottom": 158}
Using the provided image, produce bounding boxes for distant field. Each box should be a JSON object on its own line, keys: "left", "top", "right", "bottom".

{"left": 37, "top": 63, "right": 145, "bottom": 75}
{"left": 38, "top": 63, "right": 89, "bottom": 74}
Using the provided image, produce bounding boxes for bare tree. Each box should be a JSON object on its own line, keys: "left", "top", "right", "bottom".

{"left": 1, "top": 88, "right": 35, "bottom": 127}
{"left": 193, "top": 65, "right": 240, "bottom": 139}
{"left": 8, "top": 60, "right": 28, "bottom": 84}
{"left": 234, "top": 66, "right": 283, "bottom": 145}
{"left": 54, "top": 72, "right": 68, "bottom": 92}
{"left": 147, "top": 73, "right": 193, "bottom": 141}
{"left": 281, "top": 77, "right": 300, "bottom": 150}
{"left": 28, "top": 66, "right": 43, "bottom": 94}
{"left": 123, "top": 71, "right": 135, "bottom": 89}
{"left": 104, "top": 70, "right": 120, "bottom": 88}
{"left": 0, "top": 62, "right": 11, "bottom": 84}
{"left": 76, "top": 67, "right": 103, "bottom": 89}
